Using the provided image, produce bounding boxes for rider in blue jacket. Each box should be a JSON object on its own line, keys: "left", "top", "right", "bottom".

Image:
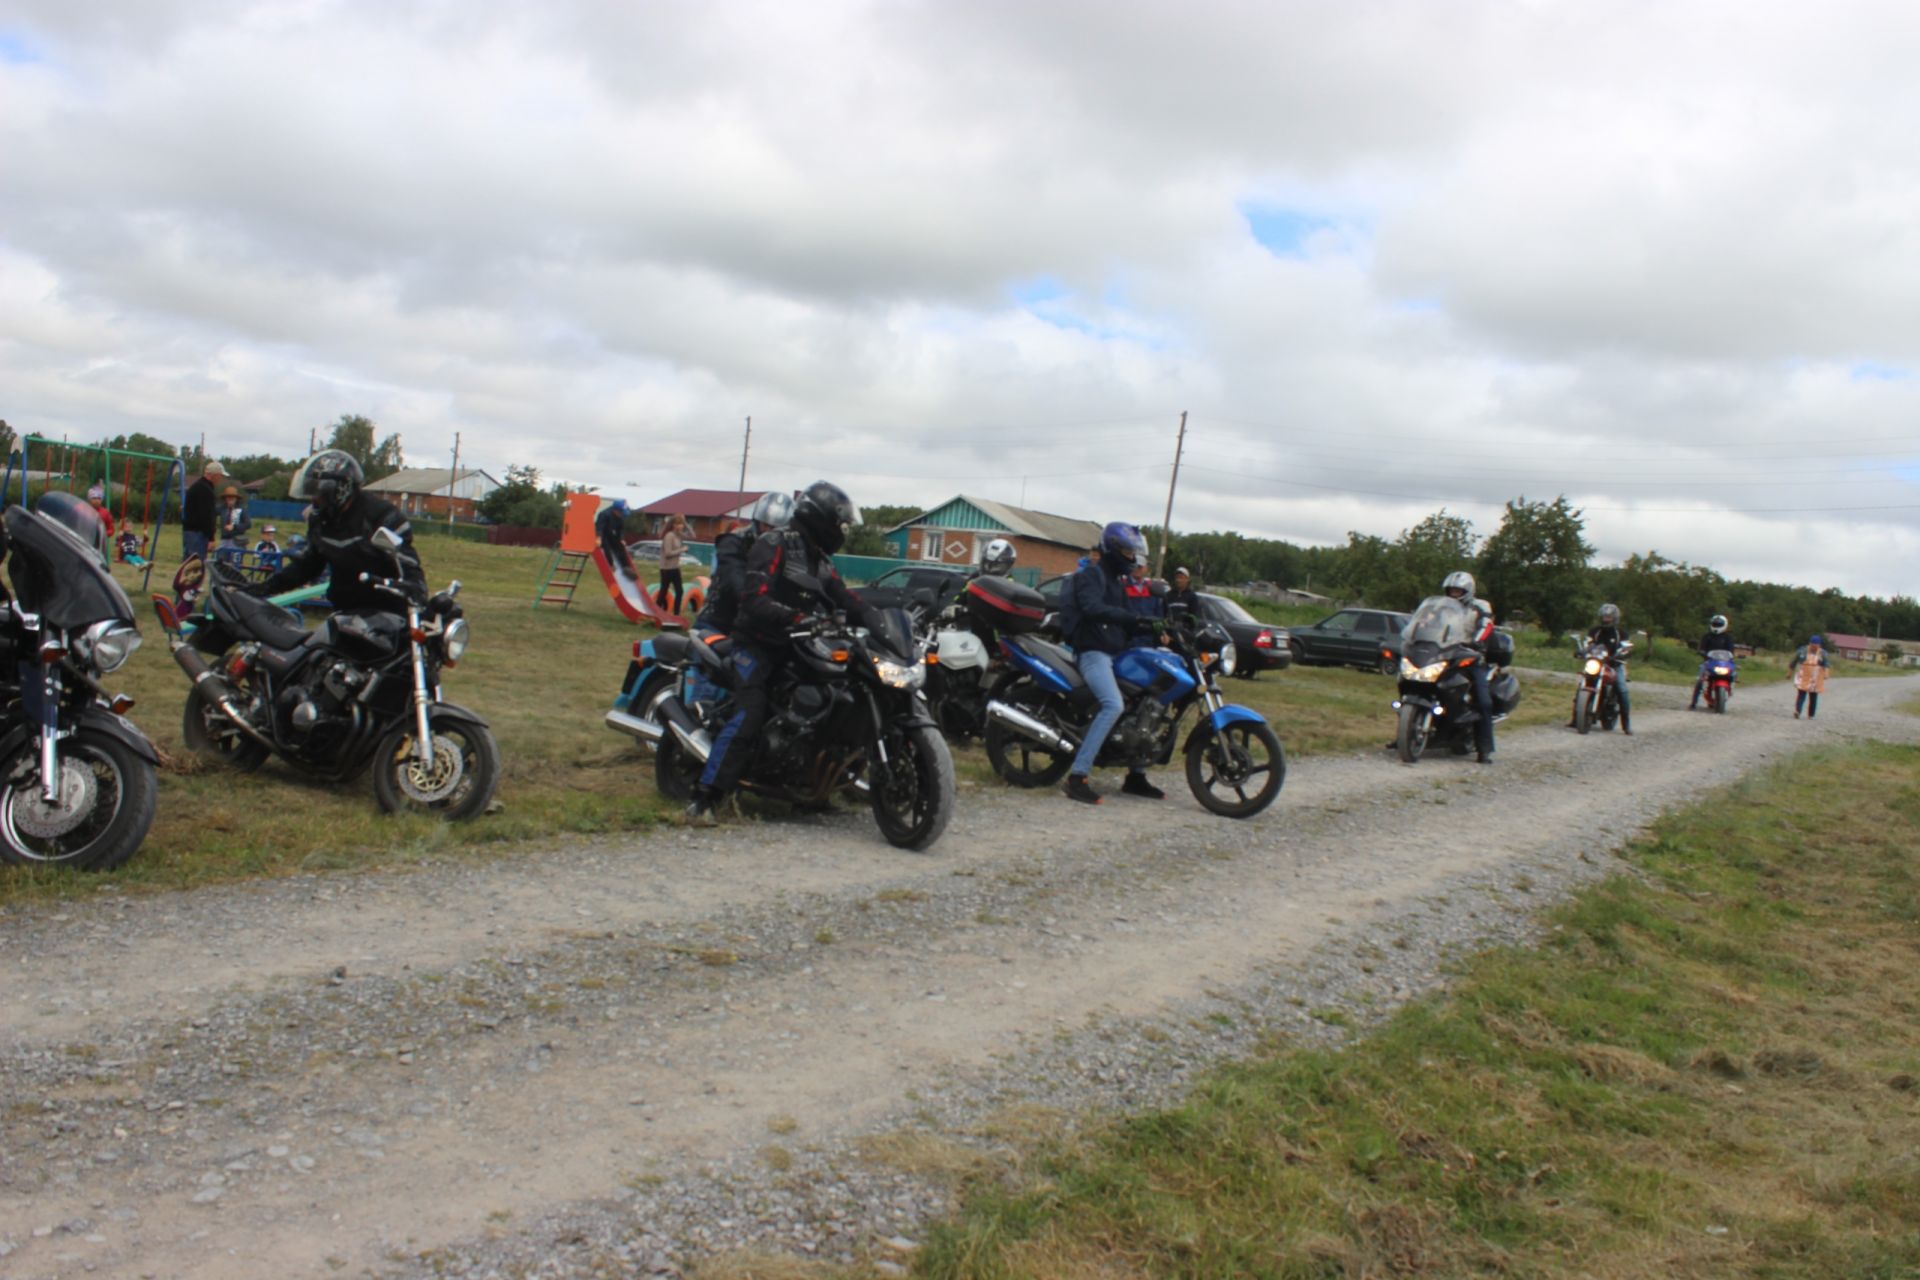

{"left": 1059, "top": 522, "right": 1162, "bottom": 805}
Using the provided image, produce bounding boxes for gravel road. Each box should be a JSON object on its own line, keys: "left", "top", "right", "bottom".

{"left": 4, "top": 674, "right": 1916, "bottom": 1278}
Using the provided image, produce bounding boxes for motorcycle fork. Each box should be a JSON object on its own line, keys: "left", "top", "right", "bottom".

{"left": 38, "top": 662, "right": 64, "bottom": 804}
{"left": 408, "top": 603, "right": 435, "bottom": 766}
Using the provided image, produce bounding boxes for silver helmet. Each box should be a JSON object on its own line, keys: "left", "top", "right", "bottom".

{"left": 1597, "top": 603, "right": 1620, "bottom": 626}
{"left": 750, "top": 491, "right": 794, "bottom": 531}
{"left": 1441, "top": 570, "right": 1476, "bottom": 599}
{"left": 979, "top": 537, "right": 1015, "bottom": 576}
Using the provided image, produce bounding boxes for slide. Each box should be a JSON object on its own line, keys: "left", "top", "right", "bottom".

{"left": 592, "top": 548, "right": 687, "bottom": 629}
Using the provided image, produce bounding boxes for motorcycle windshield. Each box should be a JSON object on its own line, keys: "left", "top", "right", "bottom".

{"left": 1706, "top": 649, "right": 1734, "bottom": 662}
{"left": 1402, "top": 596, "right": 1476, "bottom": 650}
{"left": 864, "top": 606, "right": 917, "bottom": 663}
{"left": 2, "top": 505, "right": 136, "bottom": 631}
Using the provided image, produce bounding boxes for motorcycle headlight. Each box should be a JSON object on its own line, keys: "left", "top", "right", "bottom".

{"left": 1401, "top": 657, "right": 1449, "bottom": 682}
{"left": 78, "top": 620, "right": 142, "bottom": 674}
{"left": 1713, "top": 665, "right": 1731, "bottom": 676}
{"left": 1583, "top": 659, "right": 1604, "bottom": 676}
{"left": 1217, "top": 642, "right": 1238, "bottom": 676}
{"left": 442, "top": 617, "right": 471, "bottom": 664}
{"left": 872, "top": 655, "right": 925, "bottom": 690}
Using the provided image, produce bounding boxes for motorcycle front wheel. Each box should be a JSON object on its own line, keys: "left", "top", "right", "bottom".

{"left": 1395, "top": 701, "right": 1430, "bottom": 764}
{"left": 982, "top": 678, "right": 1074, "bottom": 788}
{"left": 1185, "top": 721, "right": 1285, "bottom": 819}
{"left": 870, "top": 724, "right": 956, "bottom": 851}
{"left": 372, "top": 714, "right": 501, "bottom": 820}
{"left": 0, "top": 730, "right": 157, "bottom": 871}
{"left": 1575, "top": 687, "right": 1594, "bottom": 735}
{"left": 182, "top": 685, "right": 270, "bottom": 772}
{"left": 1710, "top": 685, "right": 1728, "bottom": 714}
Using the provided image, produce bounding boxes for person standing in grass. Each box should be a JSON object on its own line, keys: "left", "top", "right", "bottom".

{"left": 655, "top": 513, "right": 688, "bottom": 615}
{"left": 1791, "top": 634, "right": 1831, "bottom": 719}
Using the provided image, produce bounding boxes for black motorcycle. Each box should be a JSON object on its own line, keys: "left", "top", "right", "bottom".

{"left": 1391, "top": 595, "right": 1520, "bottom": 763}
{"left": 150, "top": 528, "right": 500, "bottom": 819}
{"left": 612, "top": 607, "right": 955, "bottom": 851}
{"left": 0, "top": 502, "right": 159, "bottom": 871}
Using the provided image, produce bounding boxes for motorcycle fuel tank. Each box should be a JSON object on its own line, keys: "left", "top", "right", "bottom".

{"left": 1114, "top": 646, "right": 1197, "bottom": 704}
{"left": 934, "top": 629, "right": 988, "bottom": 672}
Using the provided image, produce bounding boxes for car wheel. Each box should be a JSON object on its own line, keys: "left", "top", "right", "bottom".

{"left": 1287, "top": 638, "right": 1306, "bottom": 665}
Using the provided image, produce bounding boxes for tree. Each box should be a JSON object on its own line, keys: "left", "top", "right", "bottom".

{"left": 325, "top": 414, "right": 405, "bottom": 482}
{"left": 0, "top": 419, "right": 15, "bottom": 460}
{"left": 844, "top": 503, "right": 918, "bottom": 557}
{"left": 1328, "top": 509, "right": 1476, "bottom": 608}
{"left": 1477, "top": 496, "right": 1592, "bottom": 634}
{"left": 476, "top": 464, "right": 563, "bottom": 529}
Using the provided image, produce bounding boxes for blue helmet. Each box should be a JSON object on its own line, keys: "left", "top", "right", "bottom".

{"left": 1099, "top": 521, "right": 1148, "bottom": 567}
{"left": 609, "top": 497, "right": 629, "bottom": 515}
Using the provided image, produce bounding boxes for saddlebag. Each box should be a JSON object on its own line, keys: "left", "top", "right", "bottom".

{"left": 1484, "top": 629, "right": 1515, "bottom": 668}
{"left": 1490, "top": 670, "right": 1521, "bottom": 715}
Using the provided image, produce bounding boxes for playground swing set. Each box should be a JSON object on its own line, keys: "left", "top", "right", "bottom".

{"left": 2, "top": 436, "right": 186, "bottom": 593}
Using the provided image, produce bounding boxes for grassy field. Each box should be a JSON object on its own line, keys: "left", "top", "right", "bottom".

{"left": 916, "top": 740, "right": 1920, "bottom": 1279}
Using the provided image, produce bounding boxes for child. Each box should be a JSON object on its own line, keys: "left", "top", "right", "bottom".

{"left": 254, "top": 525, "right": 281, "bottom": 555}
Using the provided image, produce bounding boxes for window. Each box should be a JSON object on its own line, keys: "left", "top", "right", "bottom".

{"left": 1323, "top": 611, "right": 1357, "bottom": 631}
{"left": 1354, "top": 613, "right": 1387, "bottom": 636}
{"left": 920, "top": 529, "right": 944, "bottom": 561}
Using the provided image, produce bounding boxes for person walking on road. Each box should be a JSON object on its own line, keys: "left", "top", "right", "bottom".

{"left": 655, "top": 514, "right": 688, "bottom": 616}
{"left": 1792, "top": 634, "right": 1831, "bottom": 719}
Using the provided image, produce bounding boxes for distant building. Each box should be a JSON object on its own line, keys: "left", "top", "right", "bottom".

{"left": 363, "top": 467, "right": 501, "bottom": 520}
{"left": 1824, "top": 632, "right": 1920, "bottom": 666}
{"left": 636, "top": 488, "right": 766, "bottom": 543}
{"left": 884, "top": 495, "right": 1103, "bottom": 578}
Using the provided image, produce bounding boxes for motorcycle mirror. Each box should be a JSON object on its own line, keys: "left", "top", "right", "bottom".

{"left": 372, "top": 526, "right": 405, "bottom": 554}
{"left": 447, "top": 580, "right": 462, "bottom": 598}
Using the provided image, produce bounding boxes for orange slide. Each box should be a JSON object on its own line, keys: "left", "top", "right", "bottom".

{"left": 561, "top": 491, "right": 703, "bottom": 629}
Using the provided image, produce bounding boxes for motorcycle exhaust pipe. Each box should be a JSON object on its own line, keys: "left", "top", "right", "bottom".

{"left": 169, "top": 643, "right": 277, "bottom": 750}
{"left": 604, "top": 708, "right": 664, "bottom": 744}
{"left": 984, "top": 699, "right": 1076, "bottom": 754}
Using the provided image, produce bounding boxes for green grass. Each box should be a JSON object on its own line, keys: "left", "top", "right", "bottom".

{"left": 918, "top": 741, "right": 1920, "bottom": 1279}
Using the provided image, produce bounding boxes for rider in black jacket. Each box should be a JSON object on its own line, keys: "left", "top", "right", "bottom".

{"left": 1568, "top": 602, "right": 1633, "bottom": 733}
{"left": 248, "top": 450, "right": 425, "bottom": 611}
{"left": 694, "top": 491, "right": 794, "bottom": 638}
{"left": 686, "top": 482, "right": 863, "bottom": 824}
{"left": 1689, "top": 614, "right": 1739, "bottom": 709}
{"left": 1060, "top": 523, "right": 1164, "bottom": 805}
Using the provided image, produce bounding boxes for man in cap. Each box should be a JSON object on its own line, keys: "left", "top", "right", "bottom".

{"left": 181, "top": 459, "right": 225, "bottom": 563}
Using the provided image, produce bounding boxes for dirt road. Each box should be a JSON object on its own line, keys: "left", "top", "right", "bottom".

{"left": 4, "top": 675, "right": 1916, "bottom": 1278}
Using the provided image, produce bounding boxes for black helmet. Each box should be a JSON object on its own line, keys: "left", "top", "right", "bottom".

{"left": 34, "top": 490, "right": 111, "bottom": 567}
{"left": 290, "top": 449, "right": 364, "bottom": 517}
{"left": 791, "top": 481, "right": 859, "bottom": 553}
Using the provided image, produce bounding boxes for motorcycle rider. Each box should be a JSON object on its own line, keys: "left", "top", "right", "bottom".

{"left": 685, "top": 481, "right": 864, "bottom": 826}
{"left": 1061, "top": 522, "right": 1165, "bottom": 804}
{"left": 595, "top": 497, "right": 637, "bottom": 579}
{"left": 1689, "top": 614, "right": 1739, "bottom": 710}
{"left": 694, "top": 491, "right": 794, "bottom": 638}
{"left": 1441, "top": 570, "right": 1497, "bottom": 764}
{"left": 1568, "top": 602, "right": 1633, "bottom": 734}
{"left": 247, "top": 450, "right": 426, "bottom": 610}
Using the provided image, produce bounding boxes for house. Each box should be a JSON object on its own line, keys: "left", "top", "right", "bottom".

{"left": 1824, "top": 633, "right": 1920, "bottom": 666}
{"left": 637, "top": 488, "right": 765, "bottom": 543}
{"left": 884, "top": 495, "right": 1103, "bottom": 578}
{"left": 363, "top": 467, "right": 501, "bottom": 521}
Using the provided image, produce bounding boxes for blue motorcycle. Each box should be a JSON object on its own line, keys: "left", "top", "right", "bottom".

{"left": 981, "top": 613, "right": 1285, "bottom": 818}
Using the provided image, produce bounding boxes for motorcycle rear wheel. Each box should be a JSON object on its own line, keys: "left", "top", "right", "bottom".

{"left": 181, "top": 685, "right": 270, "bottom": 772}
{"left": 1185, "top": 721, "right": 1285, "bottom": 819}
{"left": 0, "top": 730, "right": 157, "bottom": 871}
{"left": 372, "top": 715, "right": 501, "bottom": 821}
{"left": 1395, "top": 701, "right": 1430, "bottom": 764}
{"left": 982, "top": 679, "right": 1074, "bottom": 788}
{"left": 654, "top": 734, "right": 703, "bottom": 803}
{"left": 870, "top": 725, "right": 955, "bottom": 851}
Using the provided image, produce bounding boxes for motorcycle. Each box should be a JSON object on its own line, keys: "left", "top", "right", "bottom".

{"left": 1699, "top": 649, "right": 1737, "bottom": 713}
{"left": 1573, "top": 639, "right": 1631, "bottom": 735}
{"left": 609, "top": 606, "right": 956, "bottom": 851}
{"left": 0, "top": 503, "right": 159, "bottom": 871}
{"left": 1391, "top": 595, "right": 1520, "bottom": 764}
{"left": 915, "top": 573, "right": 1048, "bottom": 742}
{"left": 981, "top": 609, "right": 1285, "bottom": 818}
{"left": 149, "top": 527, "right": 501, "bottom": 819}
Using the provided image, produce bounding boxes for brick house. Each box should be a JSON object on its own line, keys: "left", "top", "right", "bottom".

{"left": 883, "top": 495, "right": 1102, "bottom": 578}
{"left": 362, "top": 467, "right": 501, "bottom": 520}
{"left": 636, "top": 488, "right": 766, "bottom": 543}
{"left": 1823, "top": 632, "right": 1920, "bottom": 666}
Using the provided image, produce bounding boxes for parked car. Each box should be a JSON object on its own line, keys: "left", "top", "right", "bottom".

{"left": 1032, "top": 577, "right": 1290, "bottom": 677}
{"left": 1286, "top": 607, "right": 1412, "bottom": 674}
{"left": 858, "top": 562, "right": 970, "bottom": 612}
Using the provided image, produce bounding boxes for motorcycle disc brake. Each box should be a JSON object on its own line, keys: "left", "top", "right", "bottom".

{"left": 397, "top": 736, "right": 467, "bottom": 805}
{"left": 13, "top": 759, "right": 101, "bottom": 839}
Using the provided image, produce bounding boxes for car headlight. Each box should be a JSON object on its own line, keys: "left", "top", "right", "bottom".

{"left": 79, "top": 620, "right": 142, "bottom": 674}
{"left": 442, "top": 617, "right": 471, "bottom": 664}
{"left": 1401, "top": 657, "right": 1449, "bottom": 682}
{"left": 1583, "top": 659, "right": 1604, "bottom": 676}
{"left": 872, "top": 655, "right": 925, "bottom": 690}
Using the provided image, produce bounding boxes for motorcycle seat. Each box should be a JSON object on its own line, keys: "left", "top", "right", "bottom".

{"left": 220, "top": 588, "right": 314, "bottom": 652}
{"left": 1004, "top": 634, "right": 1086, "bottom": 692}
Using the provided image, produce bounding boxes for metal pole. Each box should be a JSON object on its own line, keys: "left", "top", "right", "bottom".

{"left": 1153, "top": 411, "right": 1187, "bottom": 578}
{"left": 737, "top": 416, "right": 751, "bottom": 500}
{"left": 446, "top": 431, "right": 460, "bottom": 525}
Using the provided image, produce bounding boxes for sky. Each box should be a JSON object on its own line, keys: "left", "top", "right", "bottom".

{"left": 2, "top": 0, "right": 1918, "bottom": 597}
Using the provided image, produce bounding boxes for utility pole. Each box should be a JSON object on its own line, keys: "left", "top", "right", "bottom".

{"left": 737, "top": 415, "right": 752, "bottom": 504}
{"left": 1153, "top": 410, "right": 1187, "bottom": 578}
{"left": 308, "top": 425, "right": 317, "bottom": 454}
{"left": 446, "top": 431, "right": 461, "bottom": 525}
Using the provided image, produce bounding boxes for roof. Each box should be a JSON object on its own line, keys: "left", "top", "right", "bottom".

{"left": 638, "top": 488, "right": 765, "bottom": 518}
{"left": 363, "top": 467, "right": 500, "bottom": 495}
{"left": 887, "top": 494, "right": 1103, "bottom": 550}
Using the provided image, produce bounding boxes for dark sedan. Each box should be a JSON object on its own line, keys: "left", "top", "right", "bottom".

{"left": 1034, "top": 576, "right": 1291, "bottom": 677}
{"left": 1286, "top": 607, "right": 1412, "bottom": 674}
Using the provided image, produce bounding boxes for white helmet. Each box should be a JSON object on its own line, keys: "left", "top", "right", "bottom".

{"left": 980, "top": 537, "right": 1015, "bottom": 576}
{"left": 1442, "top": 570, "right": 1476, "bottom": 598}
{"left": 1709, "top": 614, "right": 1728, "bottom": 633}
{"left": 750, "top": 491, "right": 794, "bottom": 530}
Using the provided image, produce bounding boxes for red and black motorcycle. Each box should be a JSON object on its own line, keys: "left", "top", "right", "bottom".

{"left": 1573, "top": 639, "right": 1630, "bottom": 735}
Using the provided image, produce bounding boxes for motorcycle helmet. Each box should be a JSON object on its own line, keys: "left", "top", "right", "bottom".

{"left": 750, "top": 490, "right": 795, "bottom": 531}
{"left": 1596, "top": 603, "right": 1620, "bottom": 626}
{"left": 1099, "top": 521, "right": 1148, "bottom": 567}
{"left": 289, "top": 449, "right": 364, "bottom": 517}
{"left": 1709, "top": 614, "right": 1728, "bottom": 633}
{"left": 1442, "top": 570, "right": 1476, "bottom": 599}
{"left": 980, "top": 537, "right": 1016, "bottom": 576}
{"left": 791, "top": 481, "right": 859, "bottom": 553}
{"left": 33, "top": 490, "right": 112, "bottom": 568}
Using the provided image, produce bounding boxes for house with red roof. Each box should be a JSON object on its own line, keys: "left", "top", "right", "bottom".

{"left": 636, "top": 488, "right": 767, "bottom": 543}
{"left": 1823, "top": 633, "right": 1920, "bottom": 666}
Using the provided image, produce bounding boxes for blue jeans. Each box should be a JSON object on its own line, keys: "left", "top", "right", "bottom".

{"left": 1071, "top": 649, "right": 1126, "bottom": 777}
{"left": 182, "top": 531, "right": 209, "bottom": 563}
